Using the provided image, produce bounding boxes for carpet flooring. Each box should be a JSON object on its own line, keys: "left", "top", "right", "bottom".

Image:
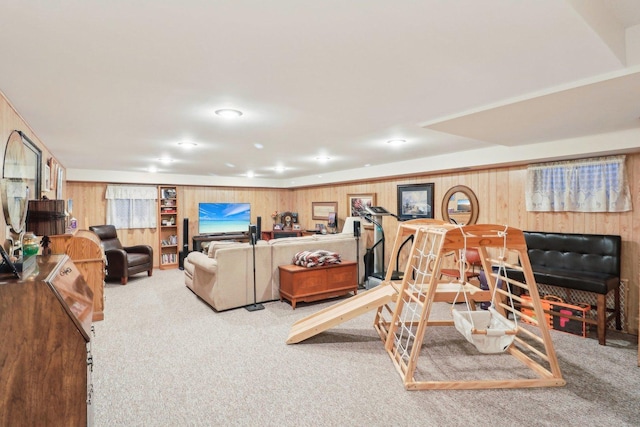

{"left": 92, "top": 269, "right": 640, "bottom": 426}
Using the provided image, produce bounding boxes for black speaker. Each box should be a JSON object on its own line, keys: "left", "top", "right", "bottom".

{"left": 179, "top": 218, "right": 189, "bottom": 269}
{"left": 249, "top": 224, "right": 258, "bottom": 245}
{"left": 353, "top": 220, "right": 361, "bottom": 238}
{"left": 291, "top": 212, "right": 298, "bottom": 223}
{"left": 256, "top": 216, "right": 262, "bottom": 240}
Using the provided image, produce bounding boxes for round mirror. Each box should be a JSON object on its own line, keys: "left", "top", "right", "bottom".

{"left": 2, "top": 130, "right": 30, "bottom": 234}
{"left": 441, "top": 185, "right": 479, "bottom": 225}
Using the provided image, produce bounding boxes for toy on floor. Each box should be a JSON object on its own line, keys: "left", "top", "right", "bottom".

{"left": 288, "top": 222, "right": 566, "bottom": 391}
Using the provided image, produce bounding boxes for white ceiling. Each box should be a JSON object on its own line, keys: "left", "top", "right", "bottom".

{"left": 1, "top": 0, "right": 640, "bottom": 187}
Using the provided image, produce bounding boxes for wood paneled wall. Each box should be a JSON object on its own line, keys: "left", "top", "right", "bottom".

{"left": 67, "top": 153, "right": 640, "bottom": 333}
{"left": 66, "top": 182, "right": 293, "bottom": 268}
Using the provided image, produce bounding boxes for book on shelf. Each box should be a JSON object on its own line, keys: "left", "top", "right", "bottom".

{"left": 161, "top": 253, "right": 177, "bottom": 264}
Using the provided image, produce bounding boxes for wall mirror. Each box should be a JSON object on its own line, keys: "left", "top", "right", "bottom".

{"left": 441, "top": 185, "right": 479, "bottom": 225}
{"left": 2, "top": 130, "right": 41, "bottom": 234}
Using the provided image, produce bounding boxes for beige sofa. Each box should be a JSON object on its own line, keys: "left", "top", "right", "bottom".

{"left": 184, "top": 233, "right": 364, "bottom": 311}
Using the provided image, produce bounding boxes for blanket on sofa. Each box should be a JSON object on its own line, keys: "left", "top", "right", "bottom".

{"left": 292, "top": 250, "right": 341, "bottom": 268}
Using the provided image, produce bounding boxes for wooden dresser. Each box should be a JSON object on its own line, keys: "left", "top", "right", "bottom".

{"left": 49, "top": 230, "right": 106, "bottom": 321}
{"left": 0, "top": 255, "right": 94, "bottom": 426}
{"left": 279, "top": 261, "right": 358, "bottom": 309}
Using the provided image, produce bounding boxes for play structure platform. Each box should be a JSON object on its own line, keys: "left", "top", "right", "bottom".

{"left": 287, "top": 222, "right": 566, "bottom": 390}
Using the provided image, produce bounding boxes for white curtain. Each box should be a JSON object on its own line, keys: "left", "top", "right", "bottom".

{"left": 526, "top": 155, "right": 632, "bottom": 212}
{"left": 106, "top": 185, "right": 157, "bottom": 229}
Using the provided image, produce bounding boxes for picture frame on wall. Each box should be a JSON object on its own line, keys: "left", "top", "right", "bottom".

{"left": 56, "top": 167, "right": 64, "bottom": 200}
{"left": 346, "top": 193, "right": 376, "bottom": 217}
{"left": 312, "top": 201, "right": 338, "bottom": 220}
{"left": 397, "top": 183, "right": 434, "bottom": 220}
{"left": 43, "top": 164, "right": 51, "bottom": 192}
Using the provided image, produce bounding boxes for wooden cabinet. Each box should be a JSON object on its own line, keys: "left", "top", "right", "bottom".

{"left": 278, "top": 261, "right": 358, "bottom": 309}
{"left": 158, "top": 186, "right": 179, "bottom": 269}
{"left": 48, "top": 230, "right": 106, "bottom": 321}
{"left": 0, "top": 255, "right": 94, "bottom": 426}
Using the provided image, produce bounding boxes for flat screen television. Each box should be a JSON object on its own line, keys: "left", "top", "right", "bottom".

{"left": 198, "top": 202, "right": 251, "bottom": 234}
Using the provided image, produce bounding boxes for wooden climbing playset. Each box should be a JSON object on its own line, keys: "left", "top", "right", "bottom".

{"left": 288, "top": 222, "right": 566, "bottom": 390}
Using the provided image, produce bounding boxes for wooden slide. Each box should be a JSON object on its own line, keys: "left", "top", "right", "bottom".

{"left": 286, "top": 284, "right": 397, "bottom": 344}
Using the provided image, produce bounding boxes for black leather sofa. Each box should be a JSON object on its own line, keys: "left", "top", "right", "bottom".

{"left": 505, "top": 231, "right": 621, "bottom": 345}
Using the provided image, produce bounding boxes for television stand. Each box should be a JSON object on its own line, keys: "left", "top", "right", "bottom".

{"left": 192, "top": 233, "right": 249, "bottom": 252}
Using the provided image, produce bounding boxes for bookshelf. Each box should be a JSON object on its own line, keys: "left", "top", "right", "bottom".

{"left": 158, "top": 186, "right": 179, "bottom": 269}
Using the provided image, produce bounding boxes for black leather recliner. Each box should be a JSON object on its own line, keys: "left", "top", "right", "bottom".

{"left": 89, "top": 225, "right": 153, "bottom": 285}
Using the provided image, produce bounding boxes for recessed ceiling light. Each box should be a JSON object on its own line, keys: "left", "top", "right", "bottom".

{"left": 274, "top": 166, "right": 285, "bottom": 173}
{"left": 254, "top": 143, "right": 264, "bottom": 149}
{"left": 215, "top": 109, "right": 243, "bottom": 118}
{"left": 315, "top": 156, "right": 331, "bottom": 162}
{"left": 246, "top": 171, "right": 255, "bottom": 178}
{"left": 387, "top": 139, "right": 406, "bottom": 144}
{"left": 178, "top": 141, "right": 197, "bottom": 148}
{"left": 364, "top": 163, "right": 371, "bottom": 167}
{"left": 158, "top": 157, "right": 174, "bottom": 164}
{"left": 225, "top": 163, "right": 235, "bottom": 168}
{"left": 148, "top": 166, "right": 158, "bottom": 173}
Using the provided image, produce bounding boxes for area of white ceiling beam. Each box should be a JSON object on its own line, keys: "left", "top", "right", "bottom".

{"left": 421, "top": 66, "right": 640, "bottom": 145}
{"left": 567, "top": 0, "right": 627, "bottom": 65}
{"left": 627, "top": 24, "right": 640, "bottom": 65}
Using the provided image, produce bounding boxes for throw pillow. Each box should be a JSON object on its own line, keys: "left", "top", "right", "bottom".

{"left": 292, "top": 250, "right": 342, "bottom": 268}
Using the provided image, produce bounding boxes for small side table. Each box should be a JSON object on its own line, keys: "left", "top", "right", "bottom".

{"left": 279, "top": 261, "right": 357, "bottom": 309}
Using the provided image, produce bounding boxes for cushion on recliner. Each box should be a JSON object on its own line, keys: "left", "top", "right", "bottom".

{"left": 90, "top": 225, "right": 124, "bottom": 251}
{"left": 127, "top": 252, "right": 151, "bottom": 267}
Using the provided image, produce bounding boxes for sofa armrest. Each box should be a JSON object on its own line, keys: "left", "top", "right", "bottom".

{"left": 187, "top": 251, "right": 218, "bottom": 274}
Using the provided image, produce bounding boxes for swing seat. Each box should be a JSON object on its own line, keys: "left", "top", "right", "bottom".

{"left": 452, "top": 307, "right": 517, "bottom": 354}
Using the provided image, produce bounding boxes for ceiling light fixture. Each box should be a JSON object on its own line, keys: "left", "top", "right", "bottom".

{"left": 254, "top": 143, "right": 264, "bottom": 149}
{"left": 315, "top": 156, "right": 331, "bottom": 162}
{"left": 387, "top": 139, "right": 406, "bottom": 144}
{"left": 178, "top": 141, "right": 197, "bottom": 148}
{"left": 225, "top": 163, "right": 235, "bottom": 168}
{"left": 215, "top": 109, "right": 243, "bottom": 118}
{"left": 275, "top": 166, "right": 285, "bottom": 173}
{"left": 158, "top": 157, "right": 174, "bottom": 164}
{"left": 148, "top": 166, "right": 158, "bottom": 173}
{"left": 247, "top": 171, "right": 255, "bottom": 178}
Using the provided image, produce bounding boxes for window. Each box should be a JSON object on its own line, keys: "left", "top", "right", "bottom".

{"left": 525, "top": 155, "right": 632, "bottom": 212}
{"left": 106, "top": 185, "right": 157, "bottom": 229}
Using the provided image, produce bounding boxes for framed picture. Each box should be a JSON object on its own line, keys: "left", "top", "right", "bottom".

{"left": 312, "top": 201, "right": 338, "bottom": 220}
{"left": 397, "top": 183, "right": 434, "bottom": 220}
{"left": 43, "top": 164, "right": 51, "bottom": 192}
{"left": 347, "top": 193, "right": 376, "bottom": 217}
{"left": 56, "top": 167, "right": 64, "bottom": 199}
